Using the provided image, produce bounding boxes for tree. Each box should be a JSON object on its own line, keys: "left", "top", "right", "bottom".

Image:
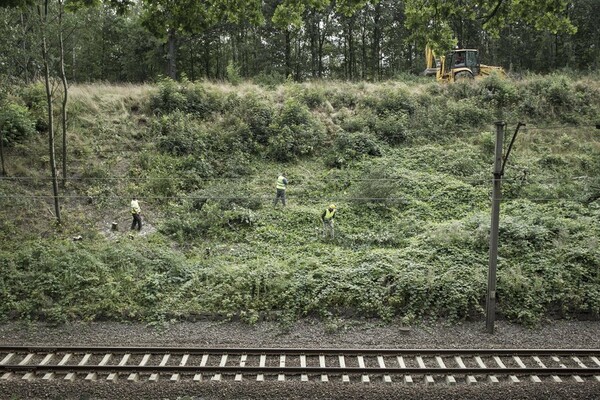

{"left": 58, "top": 0, "right": 68, "bottom": 188}
{"left": 404, "top": 0, "right": 577, "bottom": 55}
{"left": 141, "top": 0, "right": 263, "bottom": 80}
{"left": 37, "top": 0, "right": 61, "bottom": 223}
{"left": 569, "top": 0, "right": 600, "bottom": 70}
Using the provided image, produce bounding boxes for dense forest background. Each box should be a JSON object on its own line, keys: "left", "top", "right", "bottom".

{"left": 1, "top": 0, "right": 599, "bottom": 84}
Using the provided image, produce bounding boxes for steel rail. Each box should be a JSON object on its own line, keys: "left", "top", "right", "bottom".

{"left": 2, "top": 347, "right": 600, "bottom": 383}
{"left": 1, "top": 346, "right": 599, "bottom": 355}
{"left": 2, "top": 365, "right": 600, "bottom": 375}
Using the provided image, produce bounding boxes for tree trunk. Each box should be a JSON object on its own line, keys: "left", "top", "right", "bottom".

{"left": 318, "top": 13, "right": 329, "bottom": 78}
{"left": 240, "top": 25, "right": 247, "bottom": 77}
{"left": 58, "top": 0, "right": 68, "bottom": 189}
{"left": 285, "top": 29, "right": 291, "bottom": 78}
{"left": 189, "top": 42, "right": 195, "bottom": 81}
{"left": 361, "top": 19, "right": 367, "bottom": 80}
{"left": 39, "top": 0, "right": 61, "bottom": 224}
{"left": 295, "top": 32, "right": 302, "bottom": 80}
{"left": 204, "top": 34, "right": 211, "bottom": 79}
{"left": 372, "top": 2, "right": 382, "bottom": 80}
{"left": 167, "top": 28, "right": 177, "bottom": 79}
{"left": 0, "top": 129, "right": 6, "bottom": 176}
{"left": 215, "top": 36, "right": 221, "bottom": 79}
{"left": 20, "top": 12, "right": 30, "bottom": 84}
{"left": 345, "top": 18, "right": 356, "bottom": 80}
{"left": 309, "top": 10, "right": 318, "bottom": 78}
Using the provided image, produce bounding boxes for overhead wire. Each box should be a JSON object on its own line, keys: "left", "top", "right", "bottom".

{"left": 0, "top": 174, "right": 596, "bottom": 183}
{"left": 3, "top": 124, "right": 597, "bottom": 204}
{"left": 0, "top": 193, "right": 591, "bottom": 203}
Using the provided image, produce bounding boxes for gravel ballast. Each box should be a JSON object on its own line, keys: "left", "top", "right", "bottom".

{"left": 0, "top": 319, "right": 599, "bottom": 399}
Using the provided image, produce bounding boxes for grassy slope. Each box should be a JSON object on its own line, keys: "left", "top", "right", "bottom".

{"left": 0, "top": 76, "right": 599, "bottom": 326}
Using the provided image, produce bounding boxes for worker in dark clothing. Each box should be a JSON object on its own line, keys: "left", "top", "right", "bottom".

{"left": 321, "top": 204, "right": 336, "bottom": 239}
{"left": 273, "top": 172, "right": 288, "bottom": 207}
{"left": 130, "top": 197, "right": 142, "bottom": 231}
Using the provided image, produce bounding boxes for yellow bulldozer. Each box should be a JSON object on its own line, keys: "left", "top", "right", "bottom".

{"left": 424, "top": 45, "right": 505, "bottom": 82}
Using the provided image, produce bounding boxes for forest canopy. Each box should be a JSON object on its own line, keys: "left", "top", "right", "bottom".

{"left": 0, "top": 0, "right": 598, "bottom": 83}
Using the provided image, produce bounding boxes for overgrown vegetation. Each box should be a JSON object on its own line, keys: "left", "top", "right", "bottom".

{"left": 0, "top": 75, "right": 599, "bottom": 327}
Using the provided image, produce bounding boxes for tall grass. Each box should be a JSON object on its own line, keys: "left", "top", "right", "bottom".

{"left": 0, "top": 74, "right": 599, "bottom": 326}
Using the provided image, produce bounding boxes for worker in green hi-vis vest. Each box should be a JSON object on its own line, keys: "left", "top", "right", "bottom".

{"left": 273, "top": 172, "right": 288, "bottom": 207}
{"left": 321, "top": 204, "right": 336, "bottom": 239}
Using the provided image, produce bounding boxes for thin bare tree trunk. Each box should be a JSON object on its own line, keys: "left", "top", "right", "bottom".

{"left": 167, "top": 28, "right": 177, "bottom": 79}
{"left": 58, "top": 0, "right": 68, "bottom": 189}
{"left": 0, "top": 129, "right": 6, "bottom": 176}
{"left": 39, "top": 0, "right": 61, "bottom": 224}
{"left": 285, "top": 29, "right": 291, "bottom": 78}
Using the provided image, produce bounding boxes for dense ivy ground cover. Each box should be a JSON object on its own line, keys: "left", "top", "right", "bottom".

{"left": 0, "top": 75, "right": 599, "bottom": 327}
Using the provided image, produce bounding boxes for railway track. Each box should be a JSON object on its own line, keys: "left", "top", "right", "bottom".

{"left": 1, "top": 346, "right": 600, "bottom": 384}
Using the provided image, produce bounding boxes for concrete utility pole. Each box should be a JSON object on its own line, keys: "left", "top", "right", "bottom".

{"left": 486, "top": 121, "right": 504, "bottom": 334}
{"left": 486, "top": 121, "right": 526, "bottom": 334}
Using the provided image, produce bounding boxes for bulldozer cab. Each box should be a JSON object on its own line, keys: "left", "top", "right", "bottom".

{"left": 442, "top": 49, "right": 480, "bottom": 79}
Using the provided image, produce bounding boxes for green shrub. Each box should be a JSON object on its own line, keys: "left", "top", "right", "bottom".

{"left": 0, "top": 103, "right": 36, "bottom": 145}
{"left": 517, "top": 74, "right": 593, "bottom": 123}
{"left": 339, "top": 113, "right": 369, "bottom": 133}
{"left": 235, "top": 94, "right": 274, "bottom": 145}
{"left": 300, "top": 85, "right": 326, "bottom": 109}
{"left": 329, "top": 87, "right": 359, "bottom": 109}
{"left": 183, "top": 83, "right": 222, "bottom": 118}
{"left": 160, "top": 191, "right": 261, "bottom": 241}
{"left": 350, "top": 165, "right": 399, "bottom": 209}
{"left": 325, "top": 131, "right": 382, "bottom": 168}
{"left": 446, "top": 98, "right": 493, "bottom": 130}
{"left": 226, "top": 61, "right": 242, "bottom": 86}
{"left": 446, "top": 79, "right": 478, "bottom": 100}
{"left": 373, "top": 112, "right": 411, "bottom": 145}
{"left": 150, "top": 78, "right": 187, "bottom": 114}
{"left": 268, "top": 98, "right": 326, "bottom": 161}
{"left": 253, "top": 71, "right": 286, "bottom": 88}
{"left": 478, "top": 74, "right": 518, "bottom": 109}
{"left": 153, "top": 111, "right": 206, "bottom": 156}
{"left": 18, "top": 83, "right": 48, "bottom": 131}
{"left": 362, "top": 87, "right": 416, "bottom": 116}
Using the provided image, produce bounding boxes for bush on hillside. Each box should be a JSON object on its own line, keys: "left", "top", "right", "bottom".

{"left": 361, "top": 87, "right": 416, "bottom": 116}
{"left": 253, "top": 70, "right": 286, "bottom": 88}
{"left": 350, "top": 165, "right": 400, "bottom": 209}
{"left": 18, "top": 83, "right": 48, "bottom": 132}
{"left": 183, "top": 83, "right": 223, "bottom": 118}
{"left": 153, "top": 111, "right": 206, "bottom": 156}
{"left": 234, "top": 94, "right": 274, "bottom": 146}
{"left": 446, "top": 79, "right": 478, "bottom": 100}
{"left": 267, "top": 98, "right": 326, "bottom": 161}
{"left": 325, "top": 131, "right": 382, "bottom": 168}
{"left": 0, "top": 103, "right": 36, "bottom": 145}
{"left": 328, "top": 86, "right": 359, "bottom": 109}
{"left": 338, "top": 112, "right": 370, "bottom": 133}
{"left": 372, "top": 112, "right": 411, "bottom": 145}
{"left": 150, "top": 78, "right": 187, "bottom": 114}
{"left": 150, "top": 78, "right": 223, "bottom": 118}
{"left": 518, "top": 74, "right": 600, "bottom": 123}
{"left": 446, "top": 98, "right": 493, "bottom": 130}
{"left": 478, "top": 74, "right": 519, "bottom": 110}
{"left": 160, "top": 188, "right": 261, "bottom": 241}
{"left": 299, "top": 85, "right": 326, "bottom": 109}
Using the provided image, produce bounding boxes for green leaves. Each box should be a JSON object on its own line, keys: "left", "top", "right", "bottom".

{"left": 404, "top": 0, "right": 577, "bottom": 53}
{"left": 1, "top": 76, "right": 600, "bottom": 328}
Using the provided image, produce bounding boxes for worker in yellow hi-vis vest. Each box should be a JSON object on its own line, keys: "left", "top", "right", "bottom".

{"left": 321, "top": 204, "right": 336, "bottom": 239}
{"left": 130, "top": 197, "right": 142, "bottom": 231}
{"left": 273, "top": 172, "right": 288, "bottom": 207}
